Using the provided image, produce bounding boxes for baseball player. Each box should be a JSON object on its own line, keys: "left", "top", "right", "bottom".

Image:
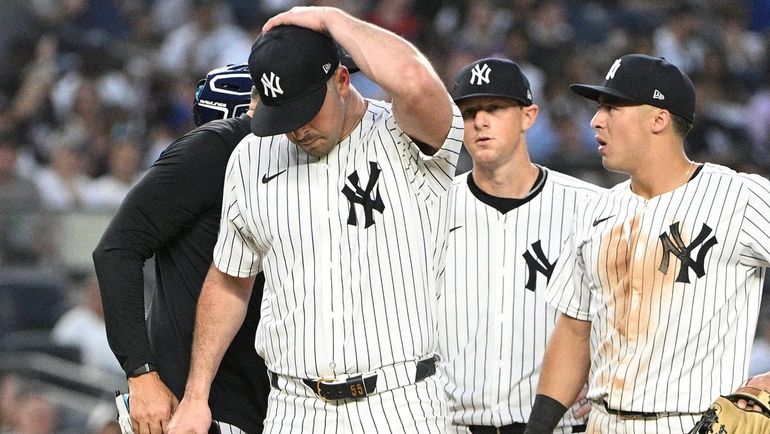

{"left": 523, "top": 54, "right": 770, "bottom": 434}
{"left": 168, "top": 7, "right": 464, "bottom": 434}
{"left": 438, "top": 58, "right": 601, "bottom": 434}
{"left": 92, "top": 64, "right": 268, "bottom": 434}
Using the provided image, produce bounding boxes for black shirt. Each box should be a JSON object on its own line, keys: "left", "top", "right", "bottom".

{"left": 93, "top": 114, "right": 268, "bottom": 433}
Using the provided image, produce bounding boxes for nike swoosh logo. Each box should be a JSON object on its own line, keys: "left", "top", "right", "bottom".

{"left": 592, "top": 215, "right": 615, "bottom": 227}
{"left": 261, "top": 170, "right": 286, "bottom": 184}
{"left": 449, "top": 225, "right": 463, "bottom": 233}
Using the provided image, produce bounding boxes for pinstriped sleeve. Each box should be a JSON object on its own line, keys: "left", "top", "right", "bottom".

{"left": 543, "top": 204, "right": 593, "bottom": 321}
{"left": 389, "top": 103, "right": 464, "bottom": 199}
{"left": 738, "top": 173, "right": 770, "bottom": 268}
{"left": 213, "top": 146, "right": 261, "bottom": 277}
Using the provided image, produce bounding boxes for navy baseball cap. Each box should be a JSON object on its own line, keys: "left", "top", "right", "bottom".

{"left": 451, "top": 58, "right": 533, "bottom": 106}
{"left": 248, "top": 25, "right": 340, "bottom": 136}
{"left": 570, "top": 54, "right": 695, "bottom": 123}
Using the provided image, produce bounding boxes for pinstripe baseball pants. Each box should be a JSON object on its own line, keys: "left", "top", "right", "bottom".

{"left": 212, "top": 421, "right": 247, "bottom": 434}
{"left": 262, "top": 374, "right": 450, "bottom": 433}
{"left": 586, "top": 402, "right": 702, "bottom": 434}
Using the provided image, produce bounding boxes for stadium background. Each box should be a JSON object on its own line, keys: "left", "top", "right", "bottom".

{"left": 1, "top": 0, "right": 769, "bottom": 432}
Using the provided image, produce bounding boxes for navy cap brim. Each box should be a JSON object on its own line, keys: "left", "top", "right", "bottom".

{"left": 452, "top": 91, "right": 532, "bottom": 106}
{"left": 250, "top": 83, "right": 328, "bottom": 136}
{"left": 569, "top": 84, "right": 640, "bottom": 104}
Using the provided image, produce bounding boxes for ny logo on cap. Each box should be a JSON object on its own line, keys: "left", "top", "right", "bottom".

{"left": 261, "top": 72, "right": 283, "bottom": 98}
{"left": 606, "top": 58, "right": 622, "bottom": 80}
{"left": 470, "top": 63, "right": 491, "bottom": 85}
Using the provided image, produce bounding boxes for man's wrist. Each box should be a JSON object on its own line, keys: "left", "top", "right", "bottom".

{"left": 524, "top": 394, "right": 568, "bottom": 434}
{"left": 127, "top": 363, "right": 157, "bottom": 379}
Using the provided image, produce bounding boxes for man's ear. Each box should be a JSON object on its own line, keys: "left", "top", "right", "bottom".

{"left": 650, "top": 108, "right": 671, "bottom": 134}
{"left": 522, "top": 104, "right": 540, "bottom": 132}
{"left": 334, "top": 66, "right": 351, "bottom": 97}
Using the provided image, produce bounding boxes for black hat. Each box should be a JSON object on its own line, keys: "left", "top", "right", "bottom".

{"left": 451, "top": 58, "right": 533, "bottom": 106}
{"left": 248, "top": 25, "right": 340, "bottom": 137}
{"left": 570, "top": 54, "right": 695, "bottom": 123}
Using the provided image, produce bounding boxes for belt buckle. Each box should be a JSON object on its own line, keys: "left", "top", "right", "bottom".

{"left": 314, "top": 374, "right": 369, "bottom": 401}
{"left": 314, "top": 376, "right": 336, "bottom": 402}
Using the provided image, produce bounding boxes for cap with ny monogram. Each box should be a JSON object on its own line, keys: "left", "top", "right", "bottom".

{"left": 248, "top": 25, "right": 340, "bottom": 136}
{"left": 570, "top": 54, "right": 696, "bottom": 123}
{"left": 451, "top": 58, "right": 533, "bottom": 106}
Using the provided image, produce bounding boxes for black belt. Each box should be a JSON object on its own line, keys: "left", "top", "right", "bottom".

{"left": 602, "top": 400, "right": 699, "bottom": 419}
{"left": 468, "top": 424, "right": 586, "bottom": 433}
{"left": 270, "top": 356, "right": 436, "bottom": 401}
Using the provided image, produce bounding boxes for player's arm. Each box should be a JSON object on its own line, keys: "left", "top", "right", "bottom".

{"left": 92, "top": 130, "right": 233, "bottom": 434}
{"left": 263, "top": 7, "right": 453, "bottom": 153}
{"left": 168, "top": 265, "right": 255, "bottom": 434}
{"left": 524, "top": 313, "right": 591, "bottom": 434}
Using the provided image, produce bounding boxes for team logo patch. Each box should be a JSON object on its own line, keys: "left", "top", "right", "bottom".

{"left": 606, "top": 58, "right": 622, "bottom": 80}
{"left": 342, "top": 161, "right": 385, "bottom": 228}
{"left": 470, "top": 63, "right": 491, "bottom": 85}
{"left": 261, "top": 71, "right": 283, "bottom": 98}
{"left": 658, "top": 222, "right": 718, "bottom": 283}
{"left": 522, "top": 240, "right": 556, "bottom": 291}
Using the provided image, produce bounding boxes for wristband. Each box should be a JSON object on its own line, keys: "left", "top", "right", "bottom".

{"left": 127, "top": 363, "right": 157, "bottom": 379}
{"left": 524, "top": 394, "right": 568, "bottom": 434}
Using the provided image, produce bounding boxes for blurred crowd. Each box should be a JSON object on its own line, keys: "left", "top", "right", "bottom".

{"left": 1, "top": 0, "right": 770, "bottom": 432}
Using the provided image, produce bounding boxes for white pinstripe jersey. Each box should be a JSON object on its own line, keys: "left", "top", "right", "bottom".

{"left": 545, "top": 163, "right": 770, "bottom": 414}
{"left": 213, "top": 99, "right": 464, "bottom": 379}
{"left": 438, "top": 168, "right": 603, "bottom": 428}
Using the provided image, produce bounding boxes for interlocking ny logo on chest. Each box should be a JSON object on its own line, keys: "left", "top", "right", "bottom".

{"left": 658, "top": 222, "right": 718, "bottom": 283}
{"left": 341, "top": 162, "right": 385, "bottom": 228}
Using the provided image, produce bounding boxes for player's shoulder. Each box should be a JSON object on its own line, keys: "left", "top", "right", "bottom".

{"left": 449, "top": 171, "right": 471, "bottom": 193}
{"left": 193, "top": 115, "right": 252, "bottom": 145}
{"left": 699, "top": 162, "right": 770, "bottom": 195}
{"left": 542, "top": 166, "right": 606, "bottom": 195}
{"left": 363, "top": 98, "right": 393, "bottom": 125}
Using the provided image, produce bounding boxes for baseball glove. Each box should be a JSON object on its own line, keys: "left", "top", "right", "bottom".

{"left": 688, "top": 388, "right": 770, "bottom": 434}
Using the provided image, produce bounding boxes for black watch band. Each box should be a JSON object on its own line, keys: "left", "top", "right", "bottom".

{"left": 127, "top": 363, "right": 157, "bottom": 378}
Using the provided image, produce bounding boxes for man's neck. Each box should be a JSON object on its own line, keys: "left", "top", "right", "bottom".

{"left": 472, "top": 152, "right": 540, "bottom": 199}
{"left": 339, "top": 91, "right": 367, "bottom": 143}
{"left": 630, "top": 156, "right": 695, "bottom": 199}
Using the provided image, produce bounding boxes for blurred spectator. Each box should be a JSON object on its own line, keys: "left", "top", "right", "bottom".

{"left": 747, "top": 69, "right": 770, "bottom": 164}
{"left": 156, "top": 0, "right": 252, "bottom": 78}
{"left": 12, "top": 386, "right": 56, "bottom": 434}
{"left": 0, "top": 132, "right": 45, "bottom": 264}
{"left": 0, "top": 373, "right": 22, "bottom": 433}
{"left": 82, "top": 138, "right": 142, "bottom": 211}
{"left": 527, "top": 0, "right": 574, "bottom": 74}
{"left": 366, "top": 0, "right": 423, "bottom": 42}
{"left": 716, "top": 7, "right": 767, "bottom": 88}
{"left": 456, "top": 0, "right": 510, "bottom": 55}
{"left": 50, "top": 274, "right": 121, "bottom": 374}
{"left": 652, "top": 3, "right": 706, "bottom": 74}
{"left": 500, "top": 26, "right": 545, "bottom": 103}
{"left": 688, "top": 47, "right": 752, "bottom": 166}
{"left": 33, "top": 130, "right": 89, "bottom": 211}
{"left": 85, "top": 402, "right": 121, "bottom": 434}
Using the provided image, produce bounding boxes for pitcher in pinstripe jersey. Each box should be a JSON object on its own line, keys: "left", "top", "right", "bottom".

{"left": 438, "top": 58, "right": 603, "bottom": 434}
{"left": 526, "top": 54, "right": 770, "bottom": 434}
{"left": 168, "top": 7, "right": 464, "bottom": 434}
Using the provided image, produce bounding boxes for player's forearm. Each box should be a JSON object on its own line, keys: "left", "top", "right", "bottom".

{"left": 183, "top": 264, "right": 254, "bottom": 399}
{"left": 537, "top": 313, "right": 592, "bottom": 407}
{"left": 92, "top": 244, "right": 154, "bottom": 376}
